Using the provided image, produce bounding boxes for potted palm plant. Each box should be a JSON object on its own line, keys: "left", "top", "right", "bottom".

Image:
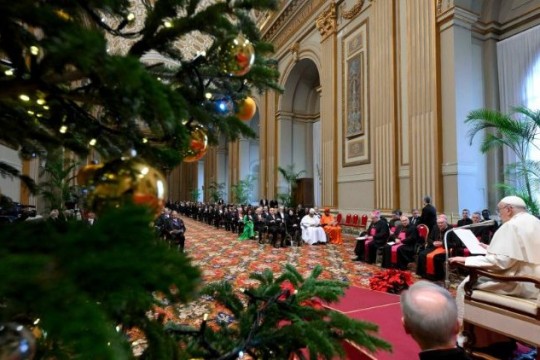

{"left": 466, "top": 106, "right": 540, "bottom": 214}
{"left": 277, "top": 164, "right": 306, "bottom": 207}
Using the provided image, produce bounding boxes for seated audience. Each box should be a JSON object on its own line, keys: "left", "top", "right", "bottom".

{"left": 285, "top": 208, "right": 300, "bottom": 244}
{"left": 409, "top": 208, "right": 421, "bottom": 226}
{"left": 457, "top": 208, "right": 472, "bottom": 227}
{"left": 166, "top": 210, "right": 186, "bottom": 252}
{"left": 382, "top": 215, "right": 418, "bottom": 269}
{"left": 469, "top": 211, "right": 491, "bottom": 245}
{"left": 266, "top": 207, "right": 286, "bottom": 247}
{"left": 353, "top": 210, "right": 389, "bottom": 263}
{"left": 253, "top": 207, "right": 267, "bottom": 244}
{"left": 389, "top": 209, "right": 402, "bottom": 229}
{"left": 238, "top": 208, "right": 255, "bottom": 241}
{"left": 320, "top": 208, "right": 343, "bottom": 244}
{"left": 300, "top": 208, "right": 327, "bottom": 245}
{"left": 416, "top": 214, "right": 460, "bottom": 280}
{"left": 400, "top": 281, "right": 471, "bottom": 359}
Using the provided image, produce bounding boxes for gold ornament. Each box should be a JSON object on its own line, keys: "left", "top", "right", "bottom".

{"left": 76, "top": 163, "right": 104, "bottom": 186}
{"left": 88, "top": 157, "right": 167, "bottom": 216}
{"left": 236, "top": 96, "right": 257, "bottom": 121}
{"left": 222, "top": 33, "right": 255, "bottom": 76}
{"left": 183, "top": 125, "right": 208, "bottom": 163}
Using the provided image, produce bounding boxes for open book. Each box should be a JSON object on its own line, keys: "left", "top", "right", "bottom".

{"left": 453, "top": 229, "right": 487, "bottom": 255}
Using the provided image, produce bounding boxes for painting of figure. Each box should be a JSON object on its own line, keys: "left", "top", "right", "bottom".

{"left": 346, "top": 54, "right": 363, "bottom": 138}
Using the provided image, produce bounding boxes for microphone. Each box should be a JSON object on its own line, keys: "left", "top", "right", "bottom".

{"left": 454, "top": 219, "right": 495, "bottom": 230}
{"left": 443, "top": 219, "right": 495, "bottom": 289}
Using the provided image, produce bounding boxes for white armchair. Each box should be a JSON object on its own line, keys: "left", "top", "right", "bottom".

{"left": 460, "top": 266, "right": 540, "bottom": 360}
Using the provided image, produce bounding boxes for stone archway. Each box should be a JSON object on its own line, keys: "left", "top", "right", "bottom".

{"left": 277, "top": 58, "right": 321, "bottom": 207}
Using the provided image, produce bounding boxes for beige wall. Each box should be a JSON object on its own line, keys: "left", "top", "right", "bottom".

{"left": 4, "top": 0, "right": 540, "bottom": 214}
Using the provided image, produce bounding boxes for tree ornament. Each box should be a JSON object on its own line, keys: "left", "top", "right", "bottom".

{"left": 183, "top": 125, "right": 208, "bottom": 163}
{"left": 222, "top": 33, "right": 255, "bottom": 76}
{"left": 236, "top": 96, "right": 257, "bottom": 121}
{"left": 76, "top": 163, "right": 103, "bottom": 186}
{"left": 87, "top": 157, "right": 167, "bottom": 216}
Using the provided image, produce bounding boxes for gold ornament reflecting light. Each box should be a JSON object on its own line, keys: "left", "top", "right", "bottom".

{"left": 183, "top": 125, "right": 208, "bottom": 163}
{"left": 88, "top": 157, "right": 167, "bottom": 216}
{"left": 222, "top": 33, "right": 255, "bottom": 77}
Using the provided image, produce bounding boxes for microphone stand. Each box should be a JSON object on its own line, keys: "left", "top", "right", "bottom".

{"left": 444, "top": 220, "right": 495, "bottom": 289}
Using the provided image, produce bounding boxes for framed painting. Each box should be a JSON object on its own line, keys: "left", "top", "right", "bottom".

{"left": 342, "top": 21, "right": 369, "bottom": 166}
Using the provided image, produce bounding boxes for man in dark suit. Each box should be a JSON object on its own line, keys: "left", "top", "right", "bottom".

{"left": 266, "top": 207, "right": 285, "bottom": 247}
{"left": 457, "top": 208, "right": 473, "bottom": 227}
{"left": 166, "top": 210, "right": 186, "bottom": 252}
{"left": 420, "top": 196, "right": 437, "bottom": 231}
{"left": 409, "top": 208, "right": 420, "bottom": 226}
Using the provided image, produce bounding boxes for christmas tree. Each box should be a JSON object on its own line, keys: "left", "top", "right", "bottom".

{"left": 0, "top": 1, "right": 391, "bottom": 358}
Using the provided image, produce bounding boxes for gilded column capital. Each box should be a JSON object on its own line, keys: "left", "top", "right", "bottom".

{"left": 290, "top": 42, "right": 300, "bottom": 63}
{"left": 341, "top": 0, "right": 366, "bottom": 20}
{"left": 316, "top": 2, "right": 337, "bottom": 40}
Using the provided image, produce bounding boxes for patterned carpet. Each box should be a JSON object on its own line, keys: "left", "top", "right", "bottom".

{"left": 160, "top": 215, "right": 399, "bottom": 327}
{"left": 183, "top": 215, "right": 383, "bottom": 290}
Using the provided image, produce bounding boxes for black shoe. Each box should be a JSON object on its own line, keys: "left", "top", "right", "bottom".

{"left": 351, "top": 257, "right": 362, "bottom": 262}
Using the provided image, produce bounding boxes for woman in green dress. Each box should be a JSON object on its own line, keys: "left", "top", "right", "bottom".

{"left": 238, "top": 208, "right": 255, "bottom": 240}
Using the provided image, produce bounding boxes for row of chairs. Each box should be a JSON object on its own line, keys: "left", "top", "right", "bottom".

{"left": 336, "top": 213, "right": 369, "bottom": 230}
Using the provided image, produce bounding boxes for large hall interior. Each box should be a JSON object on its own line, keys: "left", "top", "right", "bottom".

{"left": 1, "top": 0, "right": 540, "bottom": 359}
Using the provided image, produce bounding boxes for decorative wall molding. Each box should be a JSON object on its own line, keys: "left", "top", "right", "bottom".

{"left": 316, "top": 2, "right": 338, "bottom": 40}
{"left": 437, "top": 5, "right": 479, "bottom": 31}
{"left": 262, "top": 0, "right": 326, "bottom": 49}
{"left": 436, "top": 0, "right": 454, "bottom": 16}
{"left": 341, "top": 0, "right": 366, "bottom": 20}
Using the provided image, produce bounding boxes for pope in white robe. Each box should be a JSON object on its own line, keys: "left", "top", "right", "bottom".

{"left": 300, "top": 209, "right": 327, "bottom": 245}
{"left": 450, "top": 196, "right": 540, "bottom": 323}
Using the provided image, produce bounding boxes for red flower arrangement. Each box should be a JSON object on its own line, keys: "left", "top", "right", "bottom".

{"left": 369, "top": 269, "right": 414, "bottom": 294}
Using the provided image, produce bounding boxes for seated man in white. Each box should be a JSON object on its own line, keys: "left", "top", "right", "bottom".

{"left": 300, "top": 208, "right": 327, "bottom": 245}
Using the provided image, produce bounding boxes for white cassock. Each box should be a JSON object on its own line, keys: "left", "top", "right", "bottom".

{"left": 300, "top": 214, "right": 327, "bottom": 245}
{"left": 456, "top": 212, "right": 540, "bottom": 321}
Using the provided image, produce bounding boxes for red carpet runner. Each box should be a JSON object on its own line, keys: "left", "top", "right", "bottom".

{"left": 326, "top": 286, "right": 420, "bottom": 359}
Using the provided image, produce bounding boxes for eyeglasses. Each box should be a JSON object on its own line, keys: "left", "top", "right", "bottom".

{"left": 496, "top": 205, "right": 510, "bottom": 214}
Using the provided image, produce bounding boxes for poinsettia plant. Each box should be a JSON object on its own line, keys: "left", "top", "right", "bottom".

{"left": 369, "top": 269, "right": 414, "bottom": 294}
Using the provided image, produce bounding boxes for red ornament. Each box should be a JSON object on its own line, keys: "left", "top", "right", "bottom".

{"left": 183, "top": 125, "right": 208, "bottom": 163}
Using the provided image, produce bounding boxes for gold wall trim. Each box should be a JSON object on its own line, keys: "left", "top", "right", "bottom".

{"left": 262, "top": 0, "right": 327, "bottom": 49}
{"left": 342, "top": 0, "right": 366, "bottom": 20}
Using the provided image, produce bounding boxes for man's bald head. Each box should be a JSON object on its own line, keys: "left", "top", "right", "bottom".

{"left": 400, "top": 281, "right": 459, "bottom": 350}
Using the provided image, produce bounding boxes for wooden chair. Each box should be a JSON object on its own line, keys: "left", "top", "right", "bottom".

{"left": 460, "top": 265, "right": 540, "bottom": 360}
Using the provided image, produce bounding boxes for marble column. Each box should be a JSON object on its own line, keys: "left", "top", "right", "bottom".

{"left": 406, "top": 0, "right": 442, "bottom": 211}
{"left": 370, "top": 0, "right": 398, "bottom": 211}
{"left": 438, "top": 3, "right": 487, "bottom": 213}
{"left": 316, "top": 2, "right": 338, "bottom": 208}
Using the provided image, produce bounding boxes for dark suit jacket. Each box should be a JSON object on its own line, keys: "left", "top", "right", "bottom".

{"left": 420, "top": 204, "right": 437, "bottom": 231}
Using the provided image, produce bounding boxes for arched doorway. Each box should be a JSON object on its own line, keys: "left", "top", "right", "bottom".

{"left": 237, "top": 109, "right": 260, "bottom": 204}
{"left": 278, "top": 59, "right": 321, "bottom": 207}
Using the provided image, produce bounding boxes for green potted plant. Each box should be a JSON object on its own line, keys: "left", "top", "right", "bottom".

{"left": 278, "top": 164, "right": 306, "bottom": 207}
{"left": 466, "top": 106, "right": 540, "bottom": 214}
